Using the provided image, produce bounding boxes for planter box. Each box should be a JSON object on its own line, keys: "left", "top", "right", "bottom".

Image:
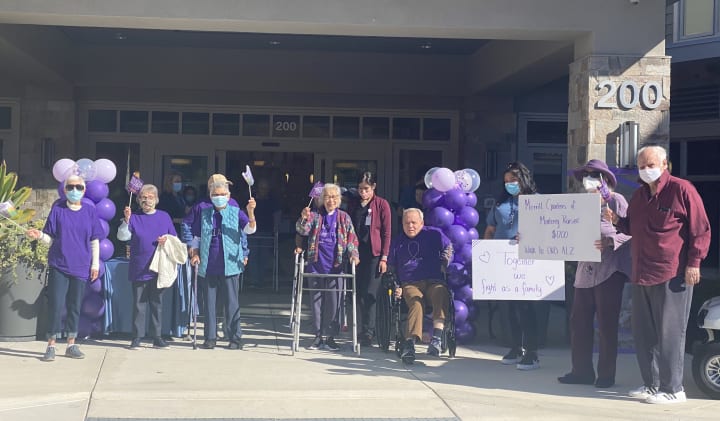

{"left": 0, "top": 264, "right": 46, "bottom": 341}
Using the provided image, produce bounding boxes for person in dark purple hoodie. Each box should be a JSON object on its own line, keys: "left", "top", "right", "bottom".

{"left": 26, "top": 174, "right": 103, "bottom": 362}
{"left": 117, "top": 184, "right": 178, "bottom": 350}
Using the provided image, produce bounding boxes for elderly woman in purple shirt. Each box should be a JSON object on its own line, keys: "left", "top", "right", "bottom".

{"left": 26, "top": 175, "right": 103, "bottom": 362}
{"left": 558, "top": 159, "right": 631, "bottom": 389}
{"left": 297, "top": 183, "right": 360, "bottom": 351}
{"left": 118, "top": 184, "right": 178, "bottom": 350}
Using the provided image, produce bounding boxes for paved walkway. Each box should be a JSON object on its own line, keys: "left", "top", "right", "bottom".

{"left": 0, "top": 292, "right": 718, "bottom": 421}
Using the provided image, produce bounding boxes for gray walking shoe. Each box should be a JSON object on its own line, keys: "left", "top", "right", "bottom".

{"left": 41, "top": 346, "right": 56, "bottom": 362}
{"left": 65, "top": 344, "right": 85, "bottom": 359}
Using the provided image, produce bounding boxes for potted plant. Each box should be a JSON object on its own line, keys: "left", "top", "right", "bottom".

{"left": 0, "top": 160, "right": 48, "bottom": 341}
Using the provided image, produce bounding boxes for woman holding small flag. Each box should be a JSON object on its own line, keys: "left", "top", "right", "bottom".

{"left": 557, "top": 159, "right": 632, "bottom": 389}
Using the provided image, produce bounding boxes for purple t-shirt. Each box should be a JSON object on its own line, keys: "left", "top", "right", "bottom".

{"left": 308, "top": 211, "right": 339, "bottom": 274}
{"left": 43, "top": 200, "right": 103, "bottom": 279}
{"left": 388, "top": 226, "right": 451, "bottom": 284}
{"left": 127, "top": 210, "right": 177, "bottom": 281}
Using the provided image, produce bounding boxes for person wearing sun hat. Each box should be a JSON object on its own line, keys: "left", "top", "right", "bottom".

{"left": 26, "top": 174, "right": 103, "bottom": 362}
{"left": 557, "top": 158, "right": 632, "bottom": 389}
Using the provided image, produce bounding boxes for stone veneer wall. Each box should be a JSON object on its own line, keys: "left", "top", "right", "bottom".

{"left": 567, "top": 55, "right": 671, "bottom": 178}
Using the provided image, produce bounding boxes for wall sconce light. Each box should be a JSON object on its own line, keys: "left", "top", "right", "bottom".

{"left": 619, "top": 121, "right": 639, "bottom": 168}
{"left": 41, "top": 137, "right": 55, "bottom": 169}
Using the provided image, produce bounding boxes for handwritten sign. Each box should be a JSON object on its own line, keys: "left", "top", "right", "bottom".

{"left": 471, "top": 240, "right": 565, "bottom": 301}
{"left": 518, "top": 193, "right": 601, "bottom": 262}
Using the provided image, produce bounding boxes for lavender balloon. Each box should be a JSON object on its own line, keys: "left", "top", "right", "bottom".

{"left": 85, "top": 180, "right": 109, "bottom": 203}
{"left": 456, "top": 243, "right": 473, "bottom": 264}
{"left": 429, "top": 206, "right": 454, "bottom": 228}
{"left": 445, "top": 224, "right": 469, "bottom": 248}
{"left": 52, "top": 159, "right": 75, "bottom": 182}
{"left": 95, "top": 198, "right": 116, "bottom": 221}
{"left": 99, "top": 238, "right": 114, "bottom": 261}
{"left": 443, "top": 188, "right": 467, "bottom": 212}
{"left": 94, "top": 158, "right": 117, "bottom": 183}
{"left": 458, "top": 206, "right": 480, "bottom": 229}
{"left": 431, "top": 168, "right": 456, "bottom": 192}
{"left": 465, "top": 192, "right": 478, "bottom": 207}
{"left": 468, "top": 227, "right": 480, "bottom": 241}
{"left": 422, "top": 188, "right": 444, "bottom": 210}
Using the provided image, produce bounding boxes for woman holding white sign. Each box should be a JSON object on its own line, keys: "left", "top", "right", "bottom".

{"left": 484, "top": 161, "right": 542, "bottom": 370}
{"left": 557, "top": 159, "right": 631, "bottom": 389}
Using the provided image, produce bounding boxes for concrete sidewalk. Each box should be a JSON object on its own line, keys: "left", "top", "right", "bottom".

{"left": 1, "top": 292, "right": 718, "bottom": 421}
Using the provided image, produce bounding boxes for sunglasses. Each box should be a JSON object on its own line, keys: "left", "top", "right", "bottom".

{"left": 583, "top": 171, "right": 602, "bottom": 178}
{"left": 64, "top": 184, "right": 85, "bottom": 192}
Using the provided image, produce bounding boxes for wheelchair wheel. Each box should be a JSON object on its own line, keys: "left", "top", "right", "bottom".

{"left": 442, "top": 290, "right": 457, "bottom": 358}
{"left": 376, "top": 286, "right": 393, "bottom": 352}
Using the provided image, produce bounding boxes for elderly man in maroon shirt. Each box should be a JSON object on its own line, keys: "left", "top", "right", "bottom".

{"left": 606, "top": 144, "right": 711, "bottom": 404}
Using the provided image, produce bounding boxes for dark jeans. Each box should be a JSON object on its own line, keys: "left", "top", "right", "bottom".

{"left": 507, "top": 300, "right": 539, "bottom": 352}
{"left": 357, "top": 245, "right": 382, "bottom": 337}
{"left": 131, "top": 279, "right": 165, "bottom": 338}
{"left": 201, "top": 274, "right": 242, "bottom": 342}
{"left": 569, "top": 272, "right": 627, "bottom": 381}
{"left": 632, "top": 277, "right": 693, "bottom": 394}
{"left": 47, "top": 268, "right": 87, "bottom": 340}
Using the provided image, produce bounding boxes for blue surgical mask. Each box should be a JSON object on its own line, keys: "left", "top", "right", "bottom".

{"left": 172, "top": 182, "right": 182, "bottom": 193}
{"left": 211, "top": 195, "right": 229, "bottom": 208}
{"left": 66, "top": 190, "right": 84, "bottom": 203}
{"left": 504, "top": 182, "right": 520, "bottom": 196}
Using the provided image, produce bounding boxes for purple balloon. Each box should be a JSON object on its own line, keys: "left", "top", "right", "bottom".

{"left": 96, "top": 198, "right": 116, "bottom": 221}
{"left": 98, "top": 219, "right": 110, "bottom": 239}
{"left": 455, "top": 321, "right": 476, "bottom": 343}
{"left": 421, "top": 188, "right": 444, "bottom": 210}
{"left": 454, "top": 300, "right": 469, "bottom": 324}
{"left": 447, "top": 262, "right": 466, "bottom": 277}
{"left": 99, "top": 238, "right": 114, "bottom": 261}
{"left": 454, "top": 284, "right": 474, "bottom": 303}
{"left": 86, "top": 180, "right": 109, "bottom": 203}
{"left": 81, "top": 197, "right": 96, "bottom": 208}
{"left": 456, "top": 243, "right": 473, "bottom": 264}
{"left": 81, "top": 293, "right": 105, "bottom": 319}
{"left": 465, "top": 192, "right": 478, "bottom": 208}
{"left": 468, "top": 228, "right": 480, "bottom": 241}
{"left": 429, "top": 206, "right": 454, "bottom": 228}
{"left": 86, "top": 277, "right": 102, "bottom": 293}
{"left": 458, "top": 206, "right": 480, "bottom": 229}
{"left": 447, "top": 270, "right": 468, "bottom": 288}
{"left": 52, "top": 158, "right": 76, "bottom": 182}
{"left": 443, "top": 188, "right": 466, "bottom": 212}
{"left": 446, "top": 224, "right": 469, "bottom": 247}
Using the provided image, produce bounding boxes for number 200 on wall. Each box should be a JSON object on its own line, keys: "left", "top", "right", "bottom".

{"left": 596, "top": 80, "right": 663, "bottom": 110}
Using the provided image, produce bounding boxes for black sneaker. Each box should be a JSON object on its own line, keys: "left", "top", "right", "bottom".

{"left": 427, "top": 336, "right": 442, "bottom": 357}
{"left": 322, "top": 337, "right": 340, "bottom": 351}
{"left": 359, "top": 333, "right": 373, "bottom": 347}
{"left": 227, "top": 340, "right": 243, "bottom": 350}
{"left": 516, "top": 351, "right": 540, "bottom": 370}
{"left": 153, "top": 337, "right": 169, "bottom": 349}
{"left": 501, "top": 348, "right": 524, "bottom": 365}
{"left": 129, "top": 338, "right": 142, "bottom": 350}
{"left": 202, "top": 339, "right": 216, "bottom": 349}
{"left": 308, "top": 336, "right": 323, "bottom": 350}
{"left": 400, "top": 339, "right": 415, "bottom": 364}
{"left": 557, "top": 372, "right": 595, "bottom": 385}
{"left": 41, "top": 346, "right": 56, "bottom": 362}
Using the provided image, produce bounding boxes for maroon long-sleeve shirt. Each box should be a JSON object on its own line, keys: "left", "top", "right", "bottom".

{"left": 616, "top": 170, "right": 711, "bottom": 286}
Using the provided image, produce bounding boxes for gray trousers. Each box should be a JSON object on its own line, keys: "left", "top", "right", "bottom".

{"left": 131, "top": 280, "right": 164, "bottom": 338}
{"left": 631, "top": 276, "right": 693, "bottom": 394}
{"left": 309, "top": 277, "right": 344, "bottom": 337}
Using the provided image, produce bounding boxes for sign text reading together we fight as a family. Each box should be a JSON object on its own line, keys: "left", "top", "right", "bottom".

{"left": 518, "top": 193, "right": 601, "bottom": 262}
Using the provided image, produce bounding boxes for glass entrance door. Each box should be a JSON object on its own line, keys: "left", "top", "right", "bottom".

{"left": 316, "top": 152, "right": 385, "bottom": 197}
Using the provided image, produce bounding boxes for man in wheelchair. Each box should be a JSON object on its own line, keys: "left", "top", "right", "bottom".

{"left": 388, "top": 208, "right": 453, "bottom": 363}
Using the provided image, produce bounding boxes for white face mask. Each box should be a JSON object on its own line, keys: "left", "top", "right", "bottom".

{"left": 639, "top": 167, "right": 662, "bottom": 184}
{"left": 582, "top": 176, "right": 601, "bottom": 192}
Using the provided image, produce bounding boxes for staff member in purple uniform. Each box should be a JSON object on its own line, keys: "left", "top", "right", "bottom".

{"left": 118, "top": 184, "right": 178, "bottom": 350}
{"left": 297, "top": 183, "right": 360, "bottom": 351}
{"left": 388, "top": 208, "right": 453, "bottom": 363}
{"left": 349, "top": 172, "right": 392, "bottom": 346}
{"left": 189, "top": 177, "right": 256, "bottom": 350}
{"left": 26, "top": 175, "right": 103, "bottom": 362}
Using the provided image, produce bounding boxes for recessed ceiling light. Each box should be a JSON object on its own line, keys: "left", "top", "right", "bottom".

{"left": 420, "top": 42, "right": 432, "bottom": 50}
{"left": 268, "top": 40, "right": 281, "bottom": 46}
{"left": 113, "top": 32, "right": 127, "bottom": 41}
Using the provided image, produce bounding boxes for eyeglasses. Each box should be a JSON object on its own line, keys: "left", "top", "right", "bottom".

{"left": 325, "top": 195, "right": 340, "bottom": 200}
{"left": 65, "top": 184, "right": 85, "bottom": 192}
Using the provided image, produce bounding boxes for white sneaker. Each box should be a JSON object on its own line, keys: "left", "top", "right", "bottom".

{"left": 628, "top": 385, "right": 658, "bottom": 398}
{"left": 646, "top": 391, "right": 687, "bottom": 404}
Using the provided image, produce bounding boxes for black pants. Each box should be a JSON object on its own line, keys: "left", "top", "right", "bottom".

{"left": 202, "top": 274, "right": 242, "bottom": 342}
{"left": 131, "top": 279, "right": 165, "bottom": 338}
{"left": 357, "top": 245, "right": 382, "bottom": 337}
{"left": 47, "top": 268, "right": 86, "bottom": 340}
{"left": 507, "top": 300, "right": 539, "bottom": 352}
{"left": 632, "top": 277, "right": 693, "bottom": 394}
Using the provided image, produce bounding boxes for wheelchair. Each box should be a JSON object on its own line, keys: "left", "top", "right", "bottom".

{"left": 375, "top": 271, "right": 457, "bottom": 360}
